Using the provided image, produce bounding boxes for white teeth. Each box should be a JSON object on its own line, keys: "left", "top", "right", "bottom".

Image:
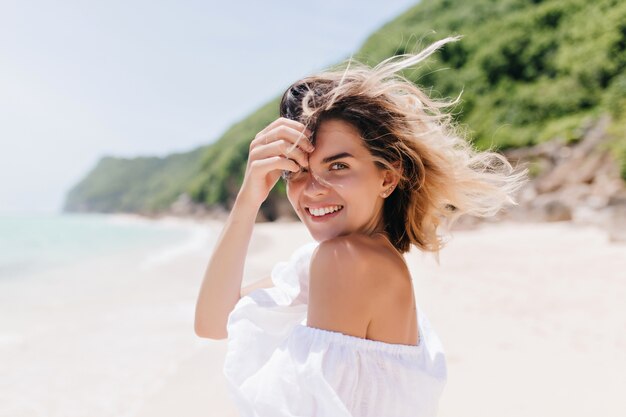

{"left": 309, "top": 205, "right": 343, "bottom": 217}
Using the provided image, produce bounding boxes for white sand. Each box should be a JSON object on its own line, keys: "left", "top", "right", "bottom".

{"left": 0, "top": 218, "right": 624, "bottom": 417}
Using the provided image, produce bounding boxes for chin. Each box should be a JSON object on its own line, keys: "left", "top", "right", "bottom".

{"left": 306, "top": 228, "right": 344, "bottom": 243}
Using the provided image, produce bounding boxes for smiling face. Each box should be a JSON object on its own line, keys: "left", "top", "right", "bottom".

{"left": 286, "top": 118, "right": 395, "bottom": 242}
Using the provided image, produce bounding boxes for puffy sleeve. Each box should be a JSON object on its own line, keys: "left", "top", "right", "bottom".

{"left": 268, "top": 241, "right": 319, "bottom": 306}
{"left": 223, "top": 240, "right": 447, "bottom": 417}
{"left": 223, "top": 241, "right": 319, "bottom": 411}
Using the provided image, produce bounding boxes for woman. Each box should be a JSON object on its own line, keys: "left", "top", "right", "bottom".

{"left": 195, "top": 36, "right": 528, "bottom": 417}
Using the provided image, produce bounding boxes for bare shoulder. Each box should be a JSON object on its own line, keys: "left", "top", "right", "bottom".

{"left": 306, "top": 234, "right": 410, "bottom": 340}
{"left": 312, "top": 233, "right": 408, "bottom": 285}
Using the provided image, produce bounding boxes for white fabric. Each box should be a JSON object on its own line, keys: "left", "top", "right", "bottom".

{"left": 223, "top": 241, "right": 447, "bottom": 417}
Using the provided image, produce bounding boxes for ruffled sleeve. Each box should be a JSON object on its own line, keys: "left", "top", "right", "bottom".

{"left": 223, "top": 241, "right": 447, "bottom": 417}
{"left": 268, "top": 241, "right": 319, "bottom": 306}
{"left": 223, "top": 242, "right": 319, "bottom": 406}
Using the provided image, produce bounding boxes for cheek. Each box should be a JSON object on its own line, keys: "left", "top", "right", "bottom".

{"left": 337, "top": 174, "right": 376, "bottom": 198}
{"left": 320, "top": 171, "right": 360, "bottom": 190}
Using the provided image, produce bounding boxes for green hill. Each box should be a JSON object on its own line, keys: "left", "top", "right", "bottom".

{"left": 64, "top": 0, "right": 626, "bottom": 216}
{"left": 63, "top": 148, "right": 211, "bottom": 213}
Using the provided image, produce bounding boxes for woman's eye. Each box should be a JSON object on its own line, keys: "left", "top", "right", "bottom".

{"left": 330, "top": 162, "right": 347, "bottom": 170}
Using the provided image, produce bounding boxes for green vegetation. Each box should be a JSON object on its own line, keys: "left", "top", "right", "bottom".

{"left": 358, "top": 0, "right": 626, "bottom": 151}
{"left": 65, "top": 0, "right": 626, "bottom": 215}
{"left": 64, "top": 149, "right": 210, "bottom": 213}
{"left": 186, "top": 99, "right": 286, "bottom": 208}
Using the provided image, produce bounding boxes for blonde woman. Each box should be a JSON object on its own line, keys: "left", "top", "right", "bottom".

{"left": 195, "top": 36, "right": 528, "bottom": 417}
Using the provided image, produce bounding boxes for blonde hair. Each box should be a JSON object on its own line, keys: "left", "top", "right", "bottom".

{"left": 279, "top": 36, "right": 529, "bottom": 262}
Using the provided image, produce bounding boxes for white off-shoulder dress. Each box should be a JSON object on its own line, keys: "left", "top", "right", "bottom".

{"left": 223, "top": 241, "right": 447, "bottom": 417}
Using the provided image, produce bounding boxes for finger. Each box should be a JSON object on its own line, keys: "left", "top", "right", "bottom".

{"left": 250, "top": 139, "right": 309, "bottom": 169}
{"left": 259, "top": 117, "right": 310, "bottom": 138}
{"left": 250, "top": 155, "right": 300, "bottom": 175}
{"left": 280, "top": 139, "right": 310, "bottom": 168}
{"left": 253, "top": 117, "right": 313, "bottom": 148}
{"left": 266, "top": 125, "right": 315, "bottom": 153}
{"left": 253, "top": 124, "right": 312, "bottom": 152}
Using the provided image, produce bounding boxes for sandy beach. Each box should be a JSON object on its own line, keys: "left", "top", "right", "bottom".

{"left": 1, "top": 217, "right": 624, "bottom": 417}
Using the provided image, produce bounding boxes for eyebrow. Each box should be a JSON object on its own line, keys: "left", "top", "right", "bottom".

{"left": 321, "top": 152, "right": 355, "bottom": 164}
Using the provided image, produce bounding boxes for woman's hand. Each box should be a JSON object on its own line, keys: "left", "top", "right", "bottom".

{"left": 237, "top": 117, "right": 315, "bottom": 208}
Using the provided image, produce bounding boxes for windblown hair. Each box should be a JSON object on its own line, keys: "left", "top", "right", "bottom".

{"left": 279, "top": 36, "right": 529, "bottom": 262}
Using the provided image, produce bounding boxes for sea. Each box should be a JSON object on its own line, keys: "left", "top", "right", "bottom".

{"left": 0, "top": 212, "right": 202, "bottom": 280}
{"left": 0, "top": 212, "right": 218, "bottom": 417}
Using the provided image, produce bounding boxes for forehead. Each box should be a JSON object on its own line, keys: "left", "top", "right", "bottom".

{"left": 313, "top": 118, "right": 368, "bottom": 156}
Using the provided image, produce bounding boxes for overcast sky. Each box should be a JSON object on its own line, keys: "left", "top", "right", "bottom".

{"left": 0, "top": 0, "right": 419, "bottom": 214}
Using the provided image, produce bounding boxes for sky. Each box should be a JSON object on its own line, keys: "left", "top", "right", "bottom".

{"left": 0, "top": 0, "right": 419, "bottom": 214}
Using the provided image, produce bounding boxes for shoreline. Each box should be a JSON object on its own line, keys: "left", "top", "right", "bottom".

{"left": 106, "top": 209, "right": 626, "bottom": 247}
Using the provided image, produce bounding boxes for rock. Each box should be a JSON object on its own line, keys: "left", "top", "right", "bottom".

{"left": 449, "top": 214, "right": 484, "bottom": 231}
{"left": 604, "top": 190, "right": 626, "bottom": 242}
{"left": 605, "top": 205, "right": 626, "bottom": 243}
{"left": 533, "top": 115, "right": 613, "bottom": 194}
{"left": 274, "top": 198, "right": 299, "bottom": 221}
{"left": 258, "top": 192, "right": 299, "bottom": 222}
{"left": 496, "top": 113, "right": 625, "bottom": 233}
{"left": 608, "top": 190, "right": 626, "bottom": 206}
{"left": 517, "top": 184, "right": 538, "bottom": 205}
{"left": 502, "top": 136, "right": 565, "bottom": 160}
{"left": 543, "top": 200, "right": 573, "bottom": 222}
{"left": 170, "top": 193, "right": 204, "bottom": 216}
{"left": 255, "top": 210, "right": 269, "bottom": 223}
{"left": 529, "top": 193, "right": 573, "bottom": 222}
{"left": 167, "top": 193, "right": 230, "bottom": 221}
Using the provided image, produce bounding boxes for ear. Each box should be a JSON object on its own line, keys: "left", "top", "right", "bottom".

{"left": 379, "top": 162, "right": 401, "bottom": 198}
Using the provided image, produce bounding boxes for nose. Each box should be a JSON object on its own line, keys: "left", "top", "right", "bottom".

{"left": 302, "top": 170, "right": 330, "bottom": 197}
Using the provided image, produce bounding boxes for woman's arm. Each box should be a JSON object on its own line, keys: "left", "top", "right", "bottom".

{"left": 194, "top": 117, "right": 313, "bottom": 340}
{"left": 194, "top": 196, "right": 259, "bottom": 339}
{"left": 240, "top": 276, "right": 274, "bottom": 298}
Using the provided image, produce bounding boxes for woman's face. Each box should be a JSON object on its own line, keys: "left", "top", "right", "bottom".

{"left": 286, "top": 118, "right": 394, "bottom": 242}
